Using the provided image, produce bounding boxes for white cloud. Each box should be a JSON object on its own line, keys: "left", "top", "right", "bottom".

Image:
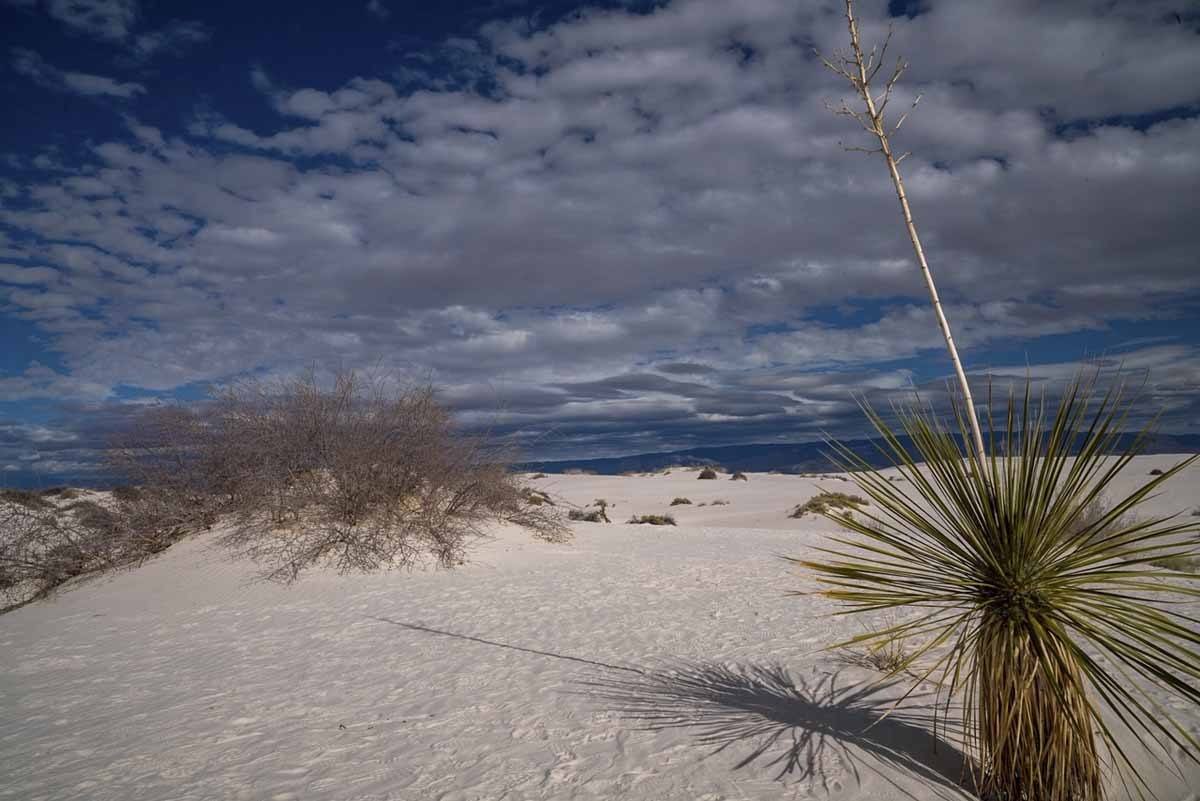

{"left": 11, "top": 48, "right": 145, "bottom": 98}
{"left": 366, "top": 0, "right": 389, "bottom": 21}
{"left": 2, "top": 0, "right": 1199, "bottom": 456}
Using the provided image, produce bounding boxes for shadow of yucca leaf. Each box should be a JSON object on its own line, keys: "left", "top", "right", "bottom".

{"left": 579, "top": 660, "right": 970, "bottom": 795}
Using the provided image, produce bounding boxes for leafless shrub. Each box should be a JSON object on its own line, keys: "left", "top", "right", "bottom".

{"left": 112, "top": 369, "right": 566, "bottom": 583}
{"left": 0, "top": 501, "right": 124, "bottom": 609}
{"left": 697, "top": 468, "right": 718, "bottom": 480}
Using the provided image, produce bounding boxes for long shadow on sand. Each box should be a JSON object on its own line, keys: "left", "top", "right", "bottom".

{"left": 371, "top": 617, "right": 971, "bottom": 798}
{"left": 579, "top": 661, "right": 973, "bottom": 799}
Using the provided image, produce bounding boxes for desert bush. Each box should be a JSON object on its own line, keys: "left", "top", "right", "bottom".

{"left": 730, "top": 472, "right": 748, "bottom": 481}
{"left": 669, "top": 497, "right": 692, "bottom": 506}
{"left": 796, "top": 381, "right": 1200, "bottom": 801}
{"left": 710, "top": 499, "right": 729, "bottom": 506}
{"left": 1148, "top": 468, "right": 1164, "bottom": 476}
{"left": 0, "top": 489, "right": 52, "bottom": 511}
{"left": 110, "top": 485, "right": 142, "bottom": 502}
{"left": 627, "top": 514, "right": 675, "bottom": 526}
{"left": 530, "top": 473, "right": 547, "bottom": 479}
{"left": 112, "top": 369, "right": 566, "bottom": 582}
{"left": 568, "top": 509, "right": 607, "bottom": 523}
{"left": 522, "top": 489, "right": 554, "bottom": 506}
{"left": 0, "top": 500, "right": 124, "bottom": 608}
{"left": 789, "top": 491, "right": 867, "bottom": 519}
{"left": 697, "top": 468, "right": 717, "bottom": 480}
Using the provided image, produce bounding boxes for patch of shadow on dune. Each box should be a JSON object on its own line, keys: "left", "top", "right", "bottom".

{"left": 579, "top": 661, "right": 972, "bottom": 798}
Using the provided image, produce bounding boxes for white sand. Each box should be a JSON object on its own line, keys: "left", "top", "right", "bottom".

{"left": 2, "top": 459, "right": 1198, "bottom": 800}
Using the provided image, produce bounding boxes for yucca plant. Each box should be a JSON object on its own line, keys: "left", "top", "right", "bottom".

{"left": 793, "top": 379, "right": 1200, "bottom": 800}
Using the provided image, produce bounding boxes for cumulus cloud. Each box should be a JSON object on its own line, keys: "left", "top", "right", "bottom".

{"left": 2, "top": 0, "right": 1199, "bottom": 470}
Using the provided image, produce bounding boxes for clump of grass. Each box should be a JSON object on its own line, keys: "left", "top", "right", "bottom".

{"left": 730, "top": 472, "right": 748, "bottom": 481}
{"left": 796, "top": 380, "right": 1200, "bottom": 801}
{"left": 568, "top": 509, "right": 607, "bottom": 523}
{"left": 839, "top": 635, "right": 911, "bottom": 673}
{"left": 627, "top": 514, "right": 676, "bottom": 526}
{"left": 789, "top": 491, "right": 867, "bottom": 519}
{"left": 669, "top": 497, "right": 692, "bottom": 506}
{"left": 39, "top": 487, "right": 79, "bottom": 499}
{"left": 710, "top": 499, "right": 730, "bottom": 506}
{"left": 697, "top": 468, "right": 718, "bottom": 480}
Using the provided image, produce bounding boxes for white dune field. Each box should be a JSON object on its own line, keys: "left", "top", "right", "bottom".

{"left": 2, "top": 460, "right": 1199, "bottom": 801}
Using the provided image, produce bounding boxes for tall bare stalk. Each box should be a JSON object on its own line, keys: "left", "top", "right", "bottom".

{"left": 819, "top": 0, "right": 986, "bottom": 464}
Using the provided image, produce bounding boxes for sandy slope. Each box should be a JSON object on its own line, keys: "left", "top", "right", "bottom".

{"left": 2, "top": 459, "right": 1198, "bottom": 801}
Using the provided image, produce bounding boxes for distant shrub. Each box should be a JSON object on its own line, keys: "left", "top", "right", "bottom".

{"left": 568, "top": 509, "right": 607, "bottom": 523}
{"left": 730, "top": 472, "right": 748, "bottom": 481}
{"left": 1148, "top": 468, "right": 1164, "bottom": 476}
{"left": 790, "top": 491, "right": 867, "bottom": 519}
{"left": 670, "top": 497, "right": 692, "bottom": 506}
{"left": 710, "top": 499, "right": 730, "bottom": 506}
{"left": 39, "top": 487, "right": 79, "bottom": 499}
{"left": 523, "top": 489, "right": 555, "bottom": 506}
{"left": 627, "top": 514, "right": 676, "bottom": 526}
{"left": 110, "top": 485, "right": 142, "bottom": 502}
{"left": 563, "top": 468, "right": 597, "bottom": 475}
{"left": 0, "top": 489, "right": 53, "bottom": 511}
{"left": 697, "top": 468, "right": 718, "bottom": 480}
{"left": 530, "top": 473, "right": 547, "bottom": 480}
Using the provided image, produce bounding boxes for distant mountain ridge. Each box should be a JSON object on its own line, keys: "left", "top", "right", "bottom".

{"left": 518, "top": 433, "right": 1200, "bottom": 475}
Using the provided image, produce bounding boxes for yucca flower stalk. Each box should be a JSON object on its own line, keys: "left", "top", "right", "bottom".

{"left": 793, "top": 380, "right": 1200, "bottom": 800}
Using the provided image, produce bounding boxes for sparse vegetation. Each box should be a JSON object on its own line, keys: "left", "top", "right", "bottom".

{"left": 697, "top": 468, "right": 717, "bottom": 480}
{"left": 669, "top": 497, "right": 692, "bottom": 506}
{"left": 0, "top": 489, "right": 53, "bottom": 511}
{"left": 522, "top": 489, "right": 554, "bottom": 506}
{"left": 710, "top": 499, "right": 729, "bottom": 506}
{"left": 1149, "top": 468, "right": 1164, "bottom": 476}
{"left": 730, "top": 472, "right": 748, "bottom": 481}
{"left": 627, "top": 514, "right": 676, "bottom": 526}
{"left": 789, "top": 491, "right": 867, "bottom": 519}
{"left": 39, "top": 487, "right": 79, "bottom": 499}
{"left": 568, "top": 509, "right": 607, "bottom": 523}
{"left": 530, "top": 473, "right": 547, "bottom": 480}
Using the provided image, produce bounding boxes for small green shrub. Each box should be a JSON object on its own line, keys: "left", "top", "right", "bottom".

{"left": 730, "top": 472, "right": 748, "bottom": 481}
{"left": 627, "top": 514, "right": 676, "bottom": 526}
{"left": 697, "top": 468, "right": 718, "bottom": 480}
{"left": 789, "top": 491, "right": 867, "bottom": 519}
{"left": 670, "top": 497, "right": 692, "bottom": 506}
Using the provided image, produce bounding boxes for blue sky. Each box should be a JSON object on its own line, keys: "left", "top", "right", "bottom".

{"left": 2, "top": 0, "right": 1199, "bottom": 485}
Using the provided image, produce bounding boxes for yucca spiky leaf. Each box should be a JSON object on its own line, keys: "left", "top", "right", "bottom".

{"left": 789, "top": 379, "right": 1200, "bottom": 801}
